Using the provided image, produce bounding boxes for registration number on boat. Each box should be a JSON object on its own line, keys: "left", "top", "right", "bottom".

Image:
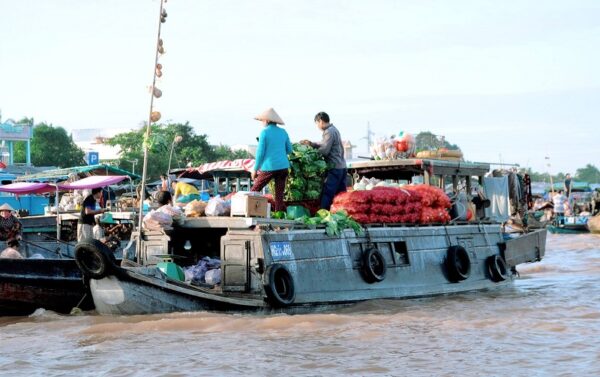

{"left": 270, "top": 241, "right": 293, "bottom": 260}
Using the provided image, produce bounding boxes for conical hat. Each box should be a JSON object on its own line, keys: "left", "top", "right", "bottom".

{"left": 254, "top": 107, "right": 285, "bottom": 125}
{"left": 0, "top": 203, "right": 15, "bottom": 211}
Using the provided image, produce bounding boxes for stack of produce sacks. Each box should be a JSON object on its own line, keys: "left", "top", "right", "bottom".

{"left": 331, "top": 185, "right": 451, "bottom": 224}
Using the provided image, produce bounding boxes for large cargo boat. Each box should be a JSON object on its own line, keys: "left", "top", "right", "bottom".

{"left": 77, "top": 158, "right": 547, "bottom": 315}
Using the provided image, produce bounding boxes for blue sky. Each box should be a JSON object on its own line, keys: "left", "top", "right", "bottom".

{"left": 1, "top": 0, "right": 598, "bottom": 174}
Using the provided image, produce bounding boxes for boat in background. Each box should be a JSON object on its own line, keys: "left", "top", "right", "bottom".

{"left": 547, "top": 214, "right": 590, "bottom": 234}
{"left": 0, "top": 258, "right": 93, "bottom": 315}
{"left": 587, "top": 214, "right": 600, "bottom": 234}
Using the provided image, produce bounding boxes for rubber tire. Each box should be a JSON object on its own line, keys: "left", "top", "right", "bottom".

{"left": 445, "top": 245, "right": 471, "bottom": 283}
{"left": 264, "top": 264, "right": 295, "bottom": 307}
{"left": 362, "top": 248, "right": 387, "bottom": 284}
{"left": 75, "top": 238, "right": 117, "bottom": 279}
{"left": 487, "top": 254, "right": 509, "bottom": 282}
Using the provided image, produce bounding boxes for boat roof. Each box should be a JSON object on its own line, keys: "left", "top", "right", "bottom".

{"left": 15, "top": 164, "right": 140, "bottom": 182}
{"left": 347, "top": 158, "right": 491, "bottom": 180}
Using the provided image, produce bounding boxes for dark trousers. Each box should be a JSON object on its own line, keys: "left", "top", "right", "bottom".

{"left": 251, "top": 168, "right": 289, "bottom": 211}
{"left": 320, "top": 168, "right": 347, "bottom": 210}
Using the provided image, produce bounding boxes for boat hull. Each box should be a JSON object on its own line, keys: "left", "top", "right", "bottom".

{"left": 88, "top": 225, "right": 546, "bottom": 315}
{"left": 0, "top": 259, "right": 93, "bottom": 315}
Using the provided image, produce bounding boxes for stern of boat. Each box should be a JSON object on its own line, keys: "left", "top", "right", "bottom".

{"left": 500, "top": 229, "right": 547, "bottom": 268}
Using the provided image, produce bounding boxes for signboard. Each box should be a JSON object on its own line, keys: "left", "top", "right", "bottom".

{"left": 269, "top": 241, "right": 293, "bottom": 261}
{"left": 0, "top": 119, "right": 33, "bottom": 141}
{"left": 86, "top": 151, "right": 99, "bottom": 165}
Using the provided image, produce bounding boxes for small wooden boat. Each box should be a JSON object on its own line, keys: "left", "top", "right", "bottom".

{"left": 547, "top": 215, "right": 590, "bottom": 234}
{"left": 587, "top": 214, "right": 600, "bottom": 234}
{"left": 0, "top": 258, "right": 93, "bottom": 315}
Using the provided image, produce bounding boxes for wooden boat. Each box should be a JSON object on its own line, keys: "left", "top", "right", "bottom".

{"left": 547, "top": 215, "right": 590, "bottom": 234}
{"left": 79, "top": 159, "right": 547, "bottom": 315}
{"left": 0, "top": 258, "right": 93, "bottom": 315}
{"left": 586, "top": 214, "right": 600, "bottom": 234}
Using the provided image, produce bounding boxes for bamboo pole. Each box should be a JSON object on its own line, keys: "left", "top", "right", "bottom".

{"left": 136, "top": 0, "right": 167, "bottom": 257}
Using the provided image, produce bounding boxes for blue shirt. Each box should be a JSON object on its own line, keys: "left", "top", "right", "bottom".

{"left": 254, "top": 124, "right": 292, "bottom": 172}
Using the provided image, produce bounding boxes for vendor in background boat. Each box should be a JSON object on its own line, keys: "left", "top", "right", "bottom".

{"left": 564, "top": 173, "right": 572, "bottom": 198}
{"left": 171, "top": 180, "right": 201, "bottom": 204}
{"left": 0, "top": 203, "right": 22, "bottom": 242}
{"left": 300, "top": 111, "right": 347, "bottom": 210}
{"left": 0, "top": 238, "right": 22, "bottom": 259}
{"left": 552, "top": 190, "right": 568, "bottom": 224}
{"left": 78, "top": 188, "right": 108, "bottom": 242}
{"left": 249, "top": 107, "right": 292, "bottom": 212}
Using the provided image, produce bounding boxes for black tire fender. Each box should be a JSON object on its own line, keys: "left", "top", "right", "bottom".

{"left": 361, "top": 248, "right": 387, "bottom": 284}
{"left": 445, "top": 245, "right": 471, "bottom": 283}
{"left": 74, "top": 238, "right": 117, "bottom": 280}
{"left": 264, "top": 264, "right": 295, "bottom": 307}
{"left": 487, "top": 254, "right": 509, "bottom": 282}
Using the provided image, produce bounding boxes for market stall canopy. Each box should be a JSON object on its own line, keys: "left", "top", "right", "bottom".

{"left": 15, "top": 164, "right": 140, "bottom": 182}
{"left": 57, "top": 175, "right": 130, "bottom": 190}
{"left": 172, "top": 159, "right": 255, "bottom": 180}
{"left": 550, "top": 181, "right": 591, "bottom": 192}
{"left": 0, "top": 182, "right": 56, "bottom": 194}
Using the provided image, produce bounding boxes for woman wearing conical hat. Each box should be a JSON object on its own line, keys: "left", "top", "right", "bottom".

{"left": 250, "top": 108, "right": 292, "bottom": 212}
{"left": 0, "top": 203, "right": 22, "bottom": 242}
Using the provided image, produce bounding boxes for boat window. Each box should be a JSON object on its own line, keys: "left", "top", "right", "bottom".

{"left": 393, "top": 241, "right": 410, "bottom": 265}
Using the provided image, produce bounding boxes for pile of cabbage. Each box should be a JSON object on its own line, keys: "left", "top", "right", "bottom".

{"left": 283, "top": 143, "right": 328, "bottom": 201}
{"left": 297, "top": 209, "right": 363, "bottom": 237}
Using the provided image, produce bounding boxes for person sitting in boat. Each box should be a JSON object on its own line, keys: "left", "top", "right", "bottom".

{"left": 249, "top": 107, "right": 292, "bottom": 212}
{"left": 171, "top": 180, "right": 200, "bottom": 204}
{"left": 78, "top": 188, "right": 108, "bottom": 242}
{"left": 0, "top": 238, "right": 23, "bottom": 259}
{"left": 0, "top": 203, "right": 22, "bottom": 242}
{"left": 552, "top": 190, "right": 567, "bottom": 224}
{"left": 93, "top": 215, "right": 105, "bottom": 241}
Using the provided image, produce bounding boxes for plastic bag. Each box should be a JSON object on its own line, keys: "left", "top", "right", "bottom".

{"left": 143, "top": 210, "right": 173, "bottom": 230}
{"left": 184, "top": 257, "right": 221, "bottom": 283}
{"left": 184, "top": 200, "right": 207, "bottom": 217}
{"left": 205, "top": 197, "right": 230, "bottom": 216}
{"left": 205, "top": 268, "right": 222, "bottom": 285}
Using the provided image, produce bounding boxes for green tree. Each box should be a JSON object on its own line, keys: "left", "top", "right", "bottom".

{"left": 575, "top": 164, "right": 600, "bottom": 183}
{"left": 13, "top": 120, "right": 85, "bottom": 167}
{"left": 415, "top": 131, "right": 460, "bottom": 151}
{"left": 106, "top": 122, "right": 251, "bottom": 180}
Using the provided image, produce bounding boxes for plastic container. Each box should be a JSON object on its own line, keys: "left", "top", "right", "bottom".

{"left": 157, "top": 261, "right": 186, "bottom": 281}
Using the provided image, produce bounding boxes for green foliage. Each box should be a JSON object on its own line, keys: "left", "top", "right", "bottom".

{"left": 296, "top": 209, "right": 363, "bottom": 237}
{"left": 13, "top": 120, "right": 85, "bottom": 167}
{"left": 415, "top": 131, "right": 459, "bottom": 152}
{"left": 284, "top": 143, "right": 329, "bottom": 201}
{"left": 106, "top": 122, "right": 252, "bottom": 180}
{"left": 575, "top": 164, "right": 600, "bottom": 183}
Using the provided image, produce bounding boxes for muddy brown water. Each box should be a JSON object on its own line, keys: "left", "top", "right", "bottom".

{"left": 1, "top": 233, "right": 599, "bottom": 376}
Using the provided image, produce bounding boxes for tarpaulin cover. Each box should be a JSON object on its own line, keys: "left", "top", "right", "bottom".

{"left": 0, "top": 182, "right": 56, "bottom": 194}
{"left": 195, "top": 159, "right": 255, "bottom": 174}
{"left": 57, "top": 175, "right": 129, "bottom": 190}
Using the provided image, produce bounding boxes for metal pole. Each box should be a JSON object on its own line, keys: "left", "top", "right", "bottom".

{"left": 137, "top": 0, "right": 167, "bottom": 256}
{"left": 167, "top": 140, "right": 175, "bottom": 175}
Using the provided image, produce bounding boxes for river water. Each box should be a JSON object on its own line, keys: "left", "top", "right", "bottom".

{"left": 1, "top": 233, "right": 599, "bottom": 377}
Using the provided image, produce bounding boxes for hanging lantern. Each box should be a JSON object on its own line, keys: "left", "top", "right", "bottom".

{"left": 162, "top": 9, "right": 168, "bottom": 18}
{"left": 158, "top": 45, "right": 165, "bottom": 54}
{"left": 151, "top": 111, "right": 162, "bottom": 122}
{"left": 153, "top": 87, "right": 163, "bottom": 98}
{"left": 161, "top": 16, "right": 166, "bottom": 23}
{"left": 155, "top": 69, "right": 163, "bottom": 78}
